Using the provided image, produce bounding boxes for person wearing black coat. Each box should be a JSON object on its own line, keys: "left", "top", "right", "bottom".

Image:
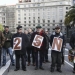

{"left": 43, "top": 30, "right": 50, "bottom": 63}
{"left": 11, "top": 26, "right": 29, "bottom": 71}
{"left": 50, "top": 26, "right": 65, "bottom": 73}
{"left": 31, "top": 26, "right": 47, "bottom": 70}
{"left": 26, "top": 29, "right": 35, "bottom": 66}
{"left": 70, "top": 32, "right": 75, "bottom": 73}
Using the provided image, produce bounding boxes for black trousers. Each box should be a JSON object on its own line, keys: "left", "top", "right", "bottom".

{"left": 43, "top": 49, "right": 48, "bottom": 62}
{"left": 15, "top": 54, "right": 26, "bottom": 69}
{"left": 0, "top": 50, "right": 1, "bottom": 66}
{"left": 74, "top": 63, "right": 75, "bottom": 70}
{"left": 35, "top": 50, "right": 43, "bottom": 67}
{"left": 51, "top": 51, "right": 62, "bottom": 70}
{"left": 27, "top": 47, "right": 35, "bottom": 64}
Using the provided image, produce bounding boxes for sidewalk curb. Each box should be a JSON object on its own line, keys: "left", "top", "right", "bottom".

{"left": 0, "top": 60, "right": 10, "bottom": 75}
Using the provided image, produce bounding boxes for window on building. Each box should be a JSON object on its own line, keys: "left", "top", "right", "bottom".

{"left": 3, "top": 13, "right": 5, "bottom": 16}
{"left": 24, "top": 17, "right": 26, "bottom": 19}
{"left": 66, "top": 11, "right": 68, "bottom": 13}
{"left": 48, "top": 24, "right": 50, "bottom": 26}
{"left": 29, "top": 17, "right": 31, "bottom": 19}
{"left": 24, "top": 14, "right": 26, "bottom": 16}
{"left": 38, "top": 13, "right": 40, "bottom": 15}
{"left": 18, "top": 10, "right": 20, "bottom": 13}
{"left": 38, "top": 9, "right": 40, "bottom": 11}
{"left": 48, "top": 20, "right": 50, "bottom": 23}
{"left": 24, "top": 24, "right": 26, "bottom": 26}
{"left": 38, "top": 17, "right": 40, "bottom": 19}
{"left": 33, "top": 20, "right": 35, "bottom": 23}
{"left": 43, "top": 19, "right": 45, "bottom": 23}
{"left": 18, "top": 18, "right": 20, "bottom": 20}
{"left": 33, "top": 24, "right": 35, "bottom": 26}
{"left": 53, "top": 20, "right": 55, "bottom": 22}
{"left": 29, "top": 24, "right": 31, "bottom": 26}
{"left": 43, "top": 24, "right": 45, "bottom": 26}
{"left": 33, "top": 4, "right": 35, "bottom": 7}
{"left": 66, "top": 7, "right": 68, "bottom": 10}
{"left": 4, "top": 21, "right": 5, "bottom": 23}
{"left": 18, "top": 5, "right": 20, "bottom": 8}
{"left": 60, "top": 20, "right": 62, "bottom": 22}
{"left": 24, "top": 21, "right": 26, "bottom": 23}
{"left": 53, "top": 24, "right": 55, "bottom": 26}
{"left": 29, "top": 21, "right": 31, "bottom": 23}
{"left": 18, "top": 21, "right": 21, "bottom": 23}
{"left": 38, "top": 20, "right": 40, "bottom": 23}
{"left": 18, "top": 14, "right": 20, "bottom": 16}
{"left": 33, "top": 17, "right": 35, "bottom": 19}
{"left": 37, "top": 4, "right": 40, "bottom": 7}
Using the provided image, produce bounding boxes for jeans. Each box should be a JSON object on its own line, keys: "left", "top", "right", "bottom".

{"left": 3, "top": 47, "right": 14, "bottom": 65}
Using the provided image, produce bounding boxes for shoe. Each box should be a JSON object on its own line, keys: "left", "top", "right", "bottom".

{"left": 14, "top": 69, "right": 19, "bottom": 71}
{"left": 2, "top": 64, "right": 6, "bottom": 66}
{"left": 57, "top": 69, "right": 62, "bottom": 73}
{"left": 39, "top": 67, "right": 44, "bottom": 70}
{"left": 50, "top": 69, "right": 54, "bottom": 72}
{"left": 46, "top": 60, "right": 50, "bottom": 63}
{"left": 12, "top": 64, "right": 15, "bottom": 66}
{"left": 33, "top": 63, "right": 35, "bottom": 66}
{"left": 22, "top": 68, "right": 26, "bottom": 71}
{"left": 35, "top": 67, "right": 38, "bottom": 70}
{"left": 43, "top": 61, "right": 46, "bottom": 63}
{"left": 27, "top": 63, "right": 30, "bottom": 66}
{"left": 73, "top": 70, "right": 75, "bottom": 73}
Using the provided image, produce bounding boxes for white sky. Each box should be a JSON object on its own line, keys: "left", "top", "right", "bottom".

{"left": 0, "top": 0, "right": 18, "bottom": 5}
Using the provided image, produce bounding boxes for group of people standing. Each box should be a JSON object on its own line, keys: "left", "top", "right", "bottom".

{"left": 0, "top": 25, "right": 75, "bottom": 73}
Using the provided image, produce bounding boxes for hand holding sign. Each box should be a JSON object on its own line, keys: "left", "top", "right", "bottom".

{"left": 32, "top": 35, "right": 44, "bottom": 48}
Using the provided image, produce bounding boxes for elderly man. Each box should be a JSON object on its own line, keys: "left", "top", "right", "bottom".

{"left": 31, "top": 25, "right": 47, "bottom": 70}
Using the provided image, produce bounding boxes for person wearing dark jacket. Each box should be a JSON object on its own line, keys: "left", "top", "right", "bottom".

{"left": 43, "top": 30, "right": 50, "bottom": 63}
{"left": 50, "top": 26, "right": 65, "bottom": 73}
{"left": 2, "top": 26, "right": 14, "bottom": 66}
{"left": 31, "top": 25, "right": 47, "bottom": 70}
{"left": 11, "top": 26, "right": 29, "bottom": 71}
{"left": 27, "top": 28, "right": 35, "bottom": 66}
{"left": 70, "top": 32, "right": 75, "bottom": 73}
{"left": 0, "top": 31, "right": 5, "bottom": 66}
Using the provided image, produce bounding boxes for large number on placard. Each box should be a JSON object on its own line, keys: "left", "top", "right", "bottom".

{"left": 33, "top": 35, "right": 42, "bottom": 46}
{"left": 13, "top": 37, "right": 22, "bottom": 50}
{"left": 14, "top": 38, "right": 20, "bottom": 49}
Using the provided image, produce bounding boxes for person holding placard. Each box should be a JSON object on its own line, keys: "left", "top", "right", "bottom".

{"left": 50, "top": 26, "right": 65, "bottom": 73}
{"left": 31, "top": 25, "right": 47, "bottom": 70}
{"left": 11, "top": 25, "right": 29, "bottom": 71}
